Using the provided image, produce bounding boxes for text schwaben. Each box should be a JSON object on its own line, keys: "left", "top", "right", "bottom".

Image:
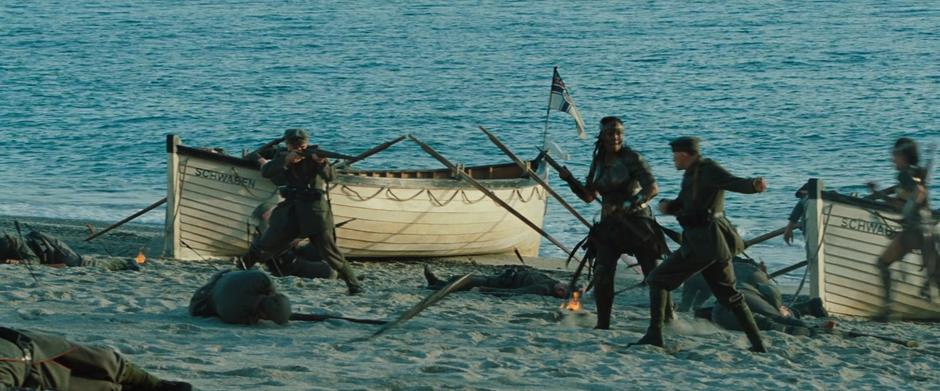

{"left": 193, "top": 168, "right": 256, "bottom": 189}
{"left": 838, "top": 217, "right": 897, "bottom": 238}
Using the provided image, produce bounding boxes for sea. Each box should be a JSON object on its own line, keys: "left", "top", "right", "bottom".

{"left": 1, "top": 1, "right": 938, "bottom": 279}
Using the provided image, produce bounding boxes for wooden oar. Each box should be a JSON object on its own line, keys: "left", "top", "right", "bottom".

{"left": 335, "top": 135, "right": 407, "bottom": 169}
{"left": 744, "top": 226, "right": 787, "bottom": 248}
{"left": 408, "top": 135, "right": 573, "bottom": 255}
{"left": 768, "top": 260, "right": 808, "bottom": 279}
{"left": 356, "top": 273, "right": 475, "bottom": 341}
{"left": 479, "top": 126, "right": 591, "bottom": 228}
{"left": 290, "top": 313, "right": 387, "bottom": 325}
{"left": 84, "top": 198, "right": 167, "bottom": 242}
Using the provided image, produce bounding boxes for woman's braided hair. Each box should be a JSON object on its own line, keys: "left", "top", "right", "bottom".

{"left": 586, "top": 116, "right": 624, "bottom": 188}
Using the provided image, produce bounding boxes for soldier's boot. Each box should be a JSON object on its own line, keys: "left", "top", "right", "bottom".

{"left": 632, "top": 285, "right": 667, "bottom": 348}
{"left": 593, "top": 273, "right": 615, "bottom": 330}
{"left": 872, "top": 261, "right": 893, "bottom": 322}
{"left": 423, "top": 265, "right": 443, "bottom": 286}
{"left": 122, "top": 362, "right": 192, "bottom": 391}
{"left": 594, "top": 290, "right": 613, "bottom": 330}
{"left": 790, "top": 297, "right": 828, "bottom": 318}
{"left": 730, "top": 303, "right": 767, "bottom": 353}
{"left": 338, "top": 264, "right": 363, "bottom": 295}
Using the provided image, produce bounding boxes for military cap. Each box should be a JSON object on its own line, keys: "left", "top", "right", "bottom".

{"left": 284, "top": 128, "right": 309, "bottom": 142}
{"left": 260, "top": 293, "right": 292, "bottom": 325}
{"left": 670, "top": 136, "right": 700, "bottom": 154}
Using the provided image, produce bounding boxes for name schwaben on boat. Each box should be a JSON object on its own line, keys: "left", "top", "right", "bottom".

{"left": 839, "top": 216, "right": 897, "bottom": 239}
{"left": 193, "top": 167, "right": 257, "bottom": 189}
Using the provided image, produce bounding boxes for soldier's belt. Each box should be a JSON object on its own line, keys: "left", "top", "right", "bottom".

{"left": 676, "top": 211, "right": 724, "bottom": 228}
{"left": 279, "top": 186, "right": 323, "bottom": 201}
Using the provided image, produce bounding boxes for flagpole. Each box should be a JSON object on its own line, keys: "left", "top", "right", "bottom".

{"left": 541, "top": 66, "right": 557, "bottom": 150}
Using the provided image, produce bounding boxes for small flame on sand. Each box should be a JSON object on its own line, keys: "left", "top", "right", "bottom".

{"left": 562, "top": 290, "right": 583, "bottom": 312}
{"left": 135, "top": 248, "right": 146, "bottom": 265}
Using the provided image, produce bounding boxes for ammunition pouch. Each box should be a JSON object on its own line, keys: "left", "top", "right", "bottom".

{"left": 279, "top": 186, "right": 323, "bottom": 202}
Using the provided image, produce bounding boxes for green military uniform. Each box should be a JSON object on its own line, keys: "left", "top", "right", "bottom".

{"left": 243, "top": 128, "right": 361, "bottom": 294}
{"left": 264, "top": 240, "right": 336, "bottom": 280}
{"left": 424, "top": 266, "right": 567, "bottom": 298}
{"left": 679, "top": 258, "right": 828, "bottom": 335}
{"left": 678, "top": 257, "right": 770, "bottom": 311}
{"left": 706, "top": 287, "right": 826, "bottom": 337}
{"left": 566, "top": 146, "right": 670, "bottom": 329}
{"left": 189, "top": 270, "right": 291, "bottom": 326}
{"left": 0, "top": 327, "right": 189, "bottom": 390}
{"left": 635, "top": 137, "right": 767, "bottom": 352}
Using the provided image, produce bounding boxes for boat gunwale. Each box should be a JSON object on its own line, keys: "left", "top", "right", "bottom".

{"left": 170, "top": 136, "right": 544, "bottom": 190}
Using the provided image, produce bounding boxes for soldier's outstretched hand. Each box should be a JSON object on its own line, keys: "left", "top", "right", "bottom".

{"left": 755, "top": 177, "right": 768, "bottom": 193}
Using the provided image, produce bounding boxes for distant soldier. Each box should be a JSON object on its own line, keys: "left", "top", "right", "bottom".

{"left": 189, "top": 269, "right": 292, "bottom": 326}
{"left": 422, "top": 265, "right": 573, "bottom": 298}
{"left": 634, "top": 136, "right": 769, "bottom": 352}
{"left": 783, "top": 182, "right": 810, "bottom": 245}
{"left": 557, "top": 116, "right": 670, "bottom": 329}
{"left": 870, "top": 138, "right": 930, "bottom": 321}
{"left": 240, "top": 128, "right": 362, "bottom": 295}
{"left": 0, "top": 327, "right": 191, "bottom": 390}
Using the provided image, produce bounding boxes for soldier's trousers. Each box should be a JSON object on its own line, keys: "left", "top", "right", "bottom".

{"left": 47, "top": 343, "right": 160, "bottom": 391}
{"left": 646, "top": 250, "right": 743, "bottom": 308}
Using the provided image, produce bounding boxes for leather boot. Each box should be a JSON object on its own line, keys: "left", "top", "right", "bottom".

{"left": 873, "top": 261, "right": 893, "bottom": 322}
{"left": 632, "top": 285, "right": 666, "bottom": 347}
{"left": 730, "top": 303, "right": 767, "bottom": 353}
{"left": 338, "top": 265, "right": 363, "bottom": 295}
{"left": 594, "top": 283, "right": 614, "bottom": 330}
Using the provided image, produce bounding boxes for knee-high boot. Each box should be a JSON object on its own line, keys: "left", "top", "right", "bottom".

{"left": 594, "top": 276, "right": 615, "bottom": 330}
{"left": 730, "top": 303, "right": 767, "bottom": 353}
{"left": 632, "top": 285, "right": 667, "bottom": 347}
{"left": 873, "top": 260, "right": 893, "bottom": 321}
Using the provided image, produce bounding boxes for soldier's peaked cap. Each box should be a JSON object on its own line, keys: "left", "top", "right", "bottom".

{"left": 284, "top": 128, "right": 309, "bottom": 141}
{"left": 670, "top": 136, "right": 700, "bottom": 154}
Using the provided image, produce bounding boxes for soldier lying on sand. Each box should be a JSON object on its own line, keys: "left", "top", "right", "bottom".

{"left": 189, "top": 269, "right": 292, "bottom": 326}
{"left": 681, "top": 258, "right": 831, "bottom": 336}
{"left": 0, "top": 327, "right": 191, "bottom": 390}
{"left": 263, "top": 239, "right": 337, "bottom": 280}
{"left": 423, "top": 265, "right": 573, "bottom": 299}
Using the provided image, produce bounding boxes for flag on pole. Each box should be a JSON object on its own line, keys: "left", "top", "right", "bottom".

{"left": 548, "top": 67, "right": 587, "bottom": 139}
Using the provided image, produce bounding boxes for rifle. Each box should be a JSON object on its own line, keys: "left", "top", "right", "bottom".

{"left": 290, "top": 313, "right": 387, "bottom": 325}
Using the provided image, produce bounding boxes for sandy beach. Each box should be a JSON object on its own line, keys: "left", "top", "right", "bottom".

{"left": 1, "top": 214, "right": 937, "bottom": 390}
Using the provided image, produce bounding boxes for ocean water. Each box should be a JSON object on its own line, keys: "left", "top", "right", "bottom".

{"left": 1, "top": 1, "right": 938, "bottom": 276}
